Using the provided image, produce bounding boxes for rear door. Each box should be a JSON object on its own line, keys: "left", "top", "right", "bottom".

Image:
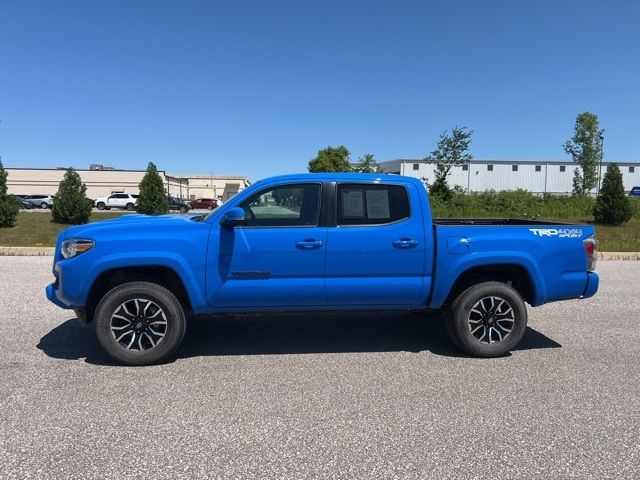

{"left": 107, "top": 194, "right": 127, "bottom": 207}
{"left": 209, "top": 182, "right": 327, "bottom": 308}
{"left": 325, "top": 182, "right": 426, "bottom": 306}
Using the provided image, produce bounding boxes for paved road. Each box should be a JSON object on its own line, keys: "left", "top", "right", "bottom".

{"left": 0, "top": 258, "right": 638, "bottom": 479}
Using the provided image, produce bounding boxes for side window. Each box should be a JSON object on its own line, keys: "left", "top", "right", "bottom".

{"left": 240, "top": 184, "right": 321, "bottom": 227}
{"left": 337, "top": 184, "right": 410, "bottom": 226}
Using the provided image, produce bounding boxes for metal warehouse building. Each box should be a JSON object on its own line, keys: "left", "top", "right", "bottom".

{"left": 6, "top": 165, "right": 251, "bottom": 201}
{"left": 379, "top": 159, "right": 640, "bottom": 194}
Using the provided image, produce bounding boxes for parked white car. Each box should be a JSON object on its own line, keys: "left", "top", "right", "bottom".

{"left": 94, "top": 193, "right": 139, "bottom": 211}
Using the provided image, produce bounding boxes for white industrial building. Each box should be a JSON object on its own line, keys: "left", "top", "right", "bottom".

{"left": 379, "top": 159, "right": 640, "bottom": 194}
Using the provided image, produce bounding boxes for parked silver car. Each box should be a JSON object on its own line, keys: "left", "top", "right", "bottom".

{"left": 22, "top": 195, "right": 54, "bottom": 209}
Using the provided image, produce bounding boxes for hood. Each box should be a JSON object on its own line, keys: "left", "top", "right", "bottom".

{"left": 61, "top": 213, "right": 202, "bottom": 240}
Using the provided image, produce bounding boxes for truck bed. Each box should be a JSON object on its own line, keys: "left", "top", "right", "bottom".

{"left": 433, "top": 218, "right": 579, "bottom": 226}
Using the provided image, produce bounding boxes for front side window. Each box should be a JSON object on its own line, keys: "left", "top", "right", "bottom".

{"left": 337, "top": 184, "right": 409, "bottom": 226}
{"left": 240, "top": 184, "right": 321, "bottom": 227}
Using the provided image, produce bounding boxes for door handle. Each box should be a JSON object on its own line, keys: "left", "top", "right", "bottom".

{"left": 392, "top": 238, "right": 419, "bottom": 248}
{"left": 296, "top": 239, "right": 323, "bottom": 249}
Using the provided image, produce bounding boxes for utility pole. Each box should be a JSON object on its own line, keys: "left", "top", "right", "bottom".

{"left": 596, "top": 130, "right": 605, "bottom": 197}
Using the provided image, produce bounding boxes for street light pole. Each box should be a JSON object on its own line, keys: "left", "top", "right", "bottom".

{"left": 596, "top": 130, "right": 605, "bottom": 197}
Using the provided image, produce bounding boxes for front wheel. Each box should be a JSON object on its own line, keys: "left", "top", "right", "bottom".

{"left": 96, "top": 202, "right": 106, "bottom": 210}
{"left": 126, "top": 203, "right": 135, "bottom": 211}
{"left": 446, "top": 281, "right": 527, "bottom": 357}
{"left": 179, "top": 206, "right": 188, "bottom": 213}
{"left": 94, "top": 282, "right": 187, "bottom": 366}
{"left": 41, "top": 202, "right": 49, "bottom": 209}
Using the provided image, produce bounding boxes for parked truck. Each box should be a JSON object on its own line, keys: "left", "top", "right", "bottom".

{"left": 46, "top": 173, "right": 599, "bottom": 365}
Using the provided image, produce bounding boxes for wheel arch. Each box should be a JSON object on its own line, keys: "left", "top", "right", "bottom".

{"left": 443, "top": 263, "right": 538, "bottom": 308}
{"left": 85, "top": 266, "right": 192, "bottom": 323}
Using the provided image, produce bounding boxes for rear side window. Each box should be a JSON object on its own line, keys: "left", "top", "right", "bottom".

{"left": 241, "top": 183, "right": 321, "bottom": 227}
{"left": 337, "top": 184, "right": 409, "bottom": 226}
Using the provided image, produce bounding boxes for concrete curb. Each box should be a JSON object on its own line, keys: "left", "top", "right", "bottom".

{"left": 598, "top": 251, "right": 640, "bottom": 260}
{"left": 1, "top": 246, "right": 639, "bottom": 259}
{"left": 0, "top": 246, "right": 55, "bottom": 256}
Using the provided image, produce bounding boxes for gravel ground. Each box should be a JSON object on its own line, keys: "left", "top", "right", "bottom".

{"left": 0, "top": 257, "right": 638, "bottom": 479}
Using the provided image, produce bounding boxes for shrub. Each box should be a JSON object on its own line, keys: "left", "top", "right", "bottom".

{"left": 629, "top": 198, "right": 640, "bottom": 218}
{"left": 430, "top": 189, "right": 600, "bottom": 219}
{"left": 429, "top": 176, "right": 454, "bottom": 201}
{"left": 51, "top": 168, "right": 93, "bottom": 225}
{"left": 593, "top": 163, "right": 632, "bottom": 226}
{"left": 137, "top": 162, "right": 168, "bottom": 215}
{"left": 0, "top": 159, "right": 19, "bottom": 228}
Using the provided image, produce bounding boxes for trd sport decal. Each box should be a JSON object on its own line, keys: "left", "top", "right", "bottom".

{"left": 529, "top": 228, "right": 583, "bottom": 238}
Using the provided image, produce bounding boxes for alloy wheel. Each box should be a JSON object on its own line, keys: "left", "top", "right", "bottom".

{"left": 467, "top": 296, "right": 515, "bottom": 345}
{"left": 110, "top": 298, "right": 168, "bottom": 351}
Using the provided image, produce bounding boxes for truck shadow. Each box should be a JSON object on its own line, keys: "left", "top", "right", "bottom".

{"left": 37, "top": 311, "right": 561, "bottom": 365}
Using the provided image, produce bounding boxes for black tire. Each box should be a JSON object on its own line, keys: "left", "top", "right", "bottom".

{"left": 446, "top": 281, "right": 527, "bottom": 357}
{"left": 126, "top": 203, "right": 135, "bottom": 211}
{"left": 97, "top": 202, "right": 106, "bottom": 210}
{"left": 25, "top": 203, "right": 33, "bottom": 210}
{"left": 207, "top": 205, "right": 214, "bottom": 211}
{"left": 41, "top": 202, "right": 48, "bottom": 209}
{"left": 179, "top": 206, "right": 187, "bottom": 214}
{"left": 94, "top": 282, "right": 187, "bottom": 366}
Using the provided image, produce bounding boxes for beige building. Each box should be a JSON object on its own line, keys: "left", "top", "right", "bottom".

{"left": 6, "top": 166, "right": 250, "bottom": 201}
{"left": 168, "top": 173, "right": 251, "bottom": 201}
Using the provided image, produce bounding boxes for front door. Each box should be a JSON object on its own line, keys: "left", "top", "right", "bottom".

{"left": 325, "top": 182, "right": 427, "bottom": 306}
{"left": 209, "top": 183, "right": 327, "bottom": 308}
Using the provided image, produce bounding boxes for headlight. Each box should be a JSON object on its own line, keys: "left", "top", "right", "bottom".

{"left": 61, "top": 239, "right": 95, "bottom": 259}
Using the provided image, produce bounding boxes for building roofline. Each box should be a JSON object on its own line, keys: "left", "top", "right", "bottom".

{"left": 6, "top": 167, "right": 161, "bottom": 173}
{"left": 381, "top": 159, "right": 640, "bottom": 165}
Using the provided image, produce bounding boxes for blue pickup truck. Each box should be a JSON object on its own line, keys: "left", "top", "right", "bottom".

{"left": 46, "top": 173, "right": 599, "bottom": 365}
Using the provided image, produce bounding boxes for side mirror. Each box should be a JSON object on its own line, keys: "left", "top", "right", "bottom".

{"left": 220, "top": 207, "right": 246, "bottom": 228}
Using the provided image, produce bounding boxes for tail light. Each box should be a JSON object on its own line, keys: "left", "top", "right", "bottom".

{"left": 584, "top": 236, "right": 597, "bottom": 272}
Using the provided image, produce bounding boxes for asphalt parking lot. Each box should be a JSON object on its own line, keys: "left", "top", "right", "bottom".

{"left": 1, "top": 258, "right": 639, "bottom": 479}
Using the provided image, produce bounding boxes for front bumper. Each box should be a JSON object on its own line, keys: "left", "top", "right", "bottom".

{"left": 581, "top": 272, "right": 600, "bottom": 299}
{"left": 46, "top": 282, "right": 71, "bottom": 309}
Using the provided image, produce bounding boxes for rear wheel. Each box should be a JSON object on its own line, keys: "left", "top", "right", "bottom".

{"left": 179, "top": 206, "right": 187, "bottom": 213}
{"left": 96, "top": 202, "right": 106, "bottom": 210}
{"left": 94, "top": 282, "right": 187, "bottom": 366}
{"left": 446, "top": 282, "right": 527, "bottom": 357}
{"left": 207, "top": 205, "right": 214, "bottom": 210}
{"left": 126, "top": 203, "right": 135, "bottom": 211}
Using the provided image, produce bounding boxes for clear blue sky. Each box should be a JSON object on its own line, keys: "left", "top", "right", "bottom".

{"left": 1, "top": 0, "right": 639, "bottom": 180}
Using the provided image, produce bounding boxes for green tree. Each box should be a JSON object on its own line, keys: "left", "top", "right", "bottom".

{"left": 0, "top": 158, "right": 20, "bottom": 228}
{"left": 308, "top": 146, "right": 351, "bottom": 172}
{"left": 51, "top": 167, "right": 93, "bottom": 224}
{"left": 564, "top": 112, "right": 603, "bottom": 196}
{"left": 137, "top": 162, "right": 168, "bottom": 214}
{"left": 352, "top": 153, "right": 382, "bottom": 173}
{"left": 427, "top": 127, "right": 473, "bottom": 199}
{"left": 593, "top": 163, "right": 632, "bottom": 225}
